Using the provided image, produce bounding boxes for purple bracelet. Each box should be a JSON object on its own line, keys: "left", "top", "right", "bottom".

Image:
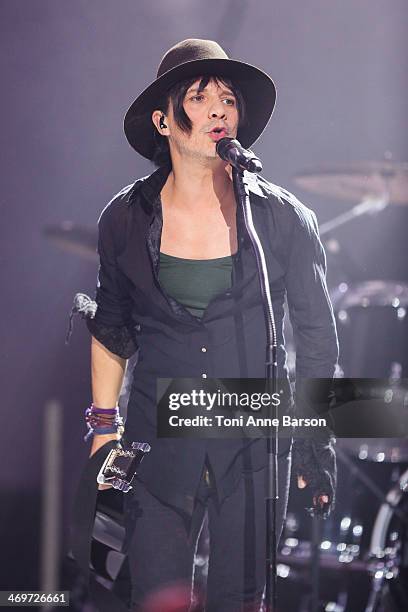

{"left": 84, "top": 404, "right": 123, "bottom": 442}
{"left": 90, "top": 404, "right": 118, "bottom": 414}
{"left": 84, "top": 405, "right": 118, "bottom": 421}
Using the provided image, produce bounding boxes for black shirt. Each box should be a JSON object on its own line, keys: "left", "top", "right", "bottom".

{"left": 86, "top": 164, "right": 338, "bottom": 514}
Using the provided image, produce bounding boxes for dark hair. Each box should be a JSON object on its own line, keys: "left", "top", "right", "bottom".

{"left": 152, "top": 75, "right": 247, "bottom": 168}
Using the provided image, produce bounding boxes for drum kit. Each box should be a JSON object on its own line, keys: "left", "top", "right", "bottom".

{"left": 279, "top": 160, "right": 408, "bottom": 611}
{"left": 55, "top": 159, "right": 408, "bottom": 610}
{"left": 278, "top": 441, "right": 408, "bottom": 612}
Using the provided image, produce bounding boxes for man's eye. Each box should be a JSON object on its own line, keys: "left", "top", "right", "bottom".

{"left": 223, "top": 98, "right": 236, "bottom": 106}
{"left": 191, "top": 94, "right": 204, "bottom": 102}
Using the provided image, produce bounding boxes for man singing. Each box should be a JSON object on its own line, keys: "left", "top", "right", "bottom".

{"left": 84, "top": 38, "right": 338, "bottom": 611}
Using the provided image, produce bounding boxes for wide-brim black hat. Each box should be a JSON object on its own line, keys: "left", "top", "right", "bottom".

{"left": 124, "top": 38, "right": 276, "bottom": 160}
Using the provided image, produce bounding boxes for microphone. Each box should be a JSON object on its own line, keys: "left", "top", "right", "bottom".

{"left": 216, "top": 137, "right": 263, "bottom": 174}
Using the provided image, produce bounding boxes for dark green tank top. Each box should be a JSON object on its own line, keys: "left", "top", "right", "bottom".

{"left": 158, "top": 252, "right": 233, "bottom": 318}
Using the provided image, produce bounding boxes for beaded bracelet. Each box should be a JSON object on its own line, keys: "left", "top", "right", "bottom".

{"left": 84, "top": 404, "right": 124, "bottom": 442}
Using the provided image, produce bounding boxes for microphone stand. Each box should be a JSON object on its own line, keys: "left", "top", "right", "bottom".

{"left": 232, "top": 167, "right": 279, "bottom": 612}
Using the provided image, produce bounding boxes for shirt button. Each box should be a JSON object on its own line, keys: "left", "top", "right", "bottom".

{"left": 201, "top": 347, "right": 207, "bottom": 353}
{"left": 202, "top": 373, "right": 207, "bottom": 379}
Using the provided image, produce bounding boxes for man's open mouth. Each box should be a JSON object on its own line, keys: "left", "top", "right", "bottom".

{"left": 208, "top": 127, "right": 228, "bottom": 141}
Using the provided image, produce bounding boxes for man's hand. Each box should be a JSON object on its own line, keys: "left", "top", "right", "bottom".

{"left": 293, "top": 438, "right": 337, "bottom": 518}
{"left": 297, "top": 475, "right": 329, "bottom": 509}
{"left": 89, "top": 432, "right": 121, "bottom": 491}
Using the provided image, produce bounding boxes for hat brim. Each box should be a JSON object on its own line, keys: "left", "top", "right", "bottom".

{"left": 124, "top": 58, "right": 276, "bottom": 160}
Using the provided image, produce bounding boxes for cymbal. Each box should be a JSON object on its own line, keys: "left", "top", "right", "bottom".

{"left": 294, "top": 161, "right": 408, "bottom": 204}
{"left": 43, "top": 223, "right": 97, "bottom": 261}
{"left": 330, "top": 280, "right": 408, "bottom": 310}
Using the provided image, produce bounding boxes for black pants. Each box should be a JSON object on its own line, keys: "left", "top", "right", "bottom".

{"left": 125, "top": 451, "right": 292, "bottom": 612}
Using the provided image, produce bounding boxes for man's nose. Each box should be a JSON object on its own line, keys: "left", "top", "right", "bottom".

{"left": 208, "top": 102, "right": 226, "bottom": 119}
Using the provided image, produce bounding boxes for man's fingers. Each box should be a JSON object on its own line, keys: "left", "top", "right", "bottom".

{"left": 313, "top": 494, "right": 329, "bottom": 507}
{"left": 98, "top": 483, "right": 113, "bottom": 491}
{"left": 297, "top": 475, "right": 307, "bottom": 488}
{"left": 297, "top": 477, "right": 330, "bottom": 508}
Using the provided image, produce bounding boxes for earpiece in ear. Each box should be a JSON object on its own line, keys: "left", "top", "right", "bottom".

{"left": 159, "top": 115, "right": 167, "bottom": 130}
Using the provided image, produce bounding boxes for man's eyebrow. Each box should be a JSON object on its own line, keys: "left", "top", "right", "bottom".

{"left": 186, "top": 86, "right": 235, "bottom": 96}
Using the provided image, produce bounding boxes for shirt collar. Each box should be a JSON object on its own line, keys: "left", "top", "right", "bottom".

{"left": 126, "top": 163, "right": 268, "bottom": 211}
{"left": 139, "top": 164, "right": 171, "bottom": 210}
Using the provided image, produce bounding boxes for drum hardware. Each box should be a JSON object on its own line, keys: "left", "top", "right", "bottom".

{"left": 279, "top": 442, "right": 408, "bottom": 610}
{"left": 279, "top": 527, "right": 370, "bottom": 573}
{"left": 285, "top": 162, "right": 408, "bottom": 383}
{"left": 282, "top": 456, "right": 370, "bottom": 572}
{"left": 335, "top": 446, "right": 408, "bottom": 527}
{"left": 311, "top": 514, "right": 322, "bottom": 611}
{"left": 337, "top": 437, "right": 408, "bottom": 465}
{"left": 330, "top": 281, "right": 408, "bottom": 378}
{"left": 292, "top": 161, "right": 408, "bottom": 378}
{"left": 318, "top": 196, "right": 388, "bottom": 237}
{"left": 331, "top": 281, "right": 408, "bottom": 311}
{"left": 364, "top": 468, "right": 408, "bottom": 612}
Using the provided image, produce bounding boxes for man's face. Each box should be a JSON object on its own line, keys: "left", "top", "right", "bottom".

{"left": 167, "top": 78, "right": 239, "bottom": 162}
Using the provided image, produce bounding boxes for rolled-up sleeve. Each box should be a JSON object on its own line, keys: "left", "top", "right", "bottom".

{"left": 86, "top": 205, "right": 138, "bottom": 359}
{"left": 285, "top": 207, "right": 338, "bottom": 381}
